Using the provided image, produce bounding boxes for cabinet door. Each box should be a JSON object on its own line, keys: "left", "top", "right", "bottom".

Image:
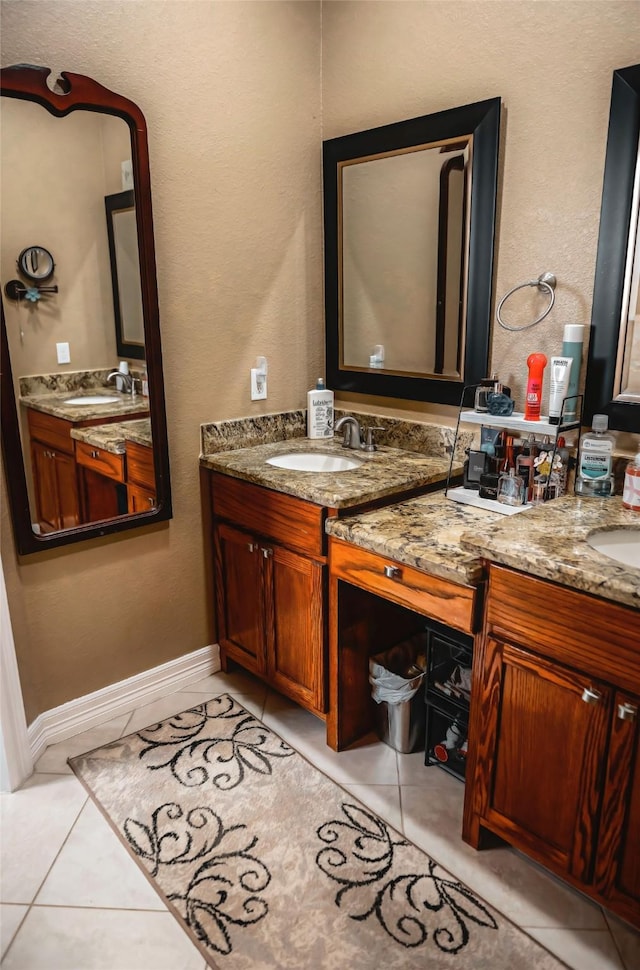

{"left": 31, "top": 440, "right": 60, "bottom": 532}
{"left": 480, "top": 640, "right": 610, "bottom": 882}
{"left": 127, "top": 483, "right": 156, "bottom": 513}
{"left": 265, "top": 543, "right": 326, "bottom": 714}
{"left": 595, "top": 692, "right": 640, "bottom": 926}
{"left": 214, "top": 522, "right": 267, "bottom": 675}
{"left": 55, "top": 450, "right": 81, "bottom": 530}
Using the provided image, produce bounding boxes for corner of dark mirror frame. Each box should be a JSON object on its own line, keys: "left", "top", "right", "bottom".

{"left": 323, "top": 96, "right": 501, "bottom": 406}
{"left": 584, "top": 63, "right": 640, "bottom": 434}
{"left": 0, "top": 64, "right": 172, "bottom": 556}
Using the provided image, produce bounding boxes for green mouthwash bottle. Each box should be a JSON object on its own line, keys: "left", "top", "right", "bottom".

{"left": 575, "top": 414, "right": 615, "bottom": 497}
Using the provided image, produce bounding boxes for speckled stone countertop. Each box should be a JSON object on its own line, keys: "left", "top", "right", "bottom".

{"left": 326, "top": 492, "right": 493, "bottom": 586}
{"left": 200, "top": 437, "right": 456, "bottom": 509}
{"left": 71, "top": 419, "right": 152, "bottom": 455}
{"left": 20, "top": 389, "right": 149, "bottom": 423}
{"left": 461, "top": 494, "right": 639, "bottom": 610}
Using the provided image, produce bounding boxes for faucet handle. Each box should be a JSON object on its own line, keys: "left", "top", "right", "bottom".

{"left": 363, "top": 426, "right": 384, "bottom": 452}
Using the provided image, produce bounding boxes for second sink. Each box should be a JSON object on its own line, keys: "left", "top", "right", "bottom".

{"left": 266, "top": 452, "right": 363, "bottom": 472}
{"left": 587, "top": 528, "right": 640, "bottom": 569}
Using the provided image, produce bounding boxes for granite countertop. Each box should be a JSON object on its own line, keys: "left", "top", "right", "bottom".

{"left": 200, "top": 437, "right": 457, "bottom": 509}
{"left": 71, "top": 419, "right": 153, "bottom": 455}
{"left": 326, "top": 492, "right": 493, "bottom": 586}
{"left": 20, "top": 389, "right": 149, "bottom": 423}
{"left": 460, "top": 494, "right": 640, "bottom": 610}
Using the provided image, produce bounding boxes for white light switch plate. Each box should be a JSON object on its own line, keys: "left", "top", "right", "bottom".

{"left": 56, "top": 342, "right": 70, "bottom": 364}
{"left": 251, "top": 368, "right": 267, "bottom": 400}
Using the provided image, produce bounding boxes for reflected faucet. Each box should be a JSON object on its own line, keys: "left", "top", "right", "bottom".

{"left": 107, "top": 370, "right": 134, "bottom": 394}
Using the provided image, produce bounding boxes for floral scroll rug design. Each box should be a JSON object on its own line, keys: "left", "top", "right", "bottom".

{"left": 69, "top": 694, "right": 567, "bottom": 969}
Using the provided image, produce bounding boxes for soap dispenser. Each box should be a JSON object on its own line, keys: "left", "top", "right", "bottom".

{"left": 307, "top": 378, "right": 334, "bottom": 439}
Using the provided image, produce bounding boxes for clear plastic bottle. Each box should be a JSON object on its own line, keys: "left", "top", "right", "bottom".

{"left": 575, "top": 414, "right": 616, "bottom": 497}
{"left": 622, "top": 446, "right": 640, "bottom": 511}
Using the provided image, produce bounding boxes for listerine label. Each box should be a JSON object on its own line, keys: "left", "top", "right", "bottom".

{"left": 580, "top": 438, "right": 613, "bottom": 480}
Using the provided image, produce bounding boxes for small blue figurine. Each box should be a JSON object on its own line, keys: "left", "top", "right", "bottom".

{"left": 487, "top": 391, "right": 515, "bottom": 416}
{"left": 24, "top": 287, "right": 41, "bottom": 302}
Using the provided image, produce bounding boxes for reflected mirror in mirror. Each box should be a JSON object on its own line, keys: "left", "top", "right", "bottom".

{"left": 324, "top": 97, "right": 501, "bottom": 406}
{"left": 1, "top": 65, "right": 172, "bottom": 555}
{"left": 585, "top": 63, "right": 640, "bottom": 433}
{"left": 106, "top": 190, "right": 145, "bottom": 358}
{"left": 341, "top": 140, "right": 468, "bottom": 378}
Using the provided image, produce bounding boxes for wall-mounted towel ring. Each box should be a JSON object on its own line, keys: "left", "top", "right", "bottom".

{"left": 496, "top": 272, "right": 556, "bottom": 332}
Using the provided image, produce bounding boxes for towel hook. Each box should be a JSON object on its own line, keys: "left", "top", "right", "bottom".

{"left": 496, "top": 272, "right": 556, "bottom": 332}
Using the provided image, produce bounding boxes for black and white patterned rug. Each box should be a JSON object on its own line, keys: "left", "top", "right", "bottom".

{"left": 69, "top": 694, "right": 567, "bottom": 969}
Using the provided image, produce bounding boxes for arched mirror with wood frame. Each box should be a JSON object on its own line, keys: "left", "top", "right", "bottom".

{"left": 1, "top": 65, "right": 172, "bottom": 555}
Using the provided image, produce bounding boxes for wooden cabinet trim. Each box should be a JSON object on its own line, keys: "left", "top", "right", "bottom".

{"left": 27, "top": 409, "right": 74, "bottom": 454}
{"left": 75, "top": 440, "right": 125, "bottom": 483}
{"left": 211, "top": 472, "right": 326, "bottom": 558}
{"left": 329, "top": 536, "right": 478, "bottom": 635}
{"left": 486, "top": 565, "right": 640, "bottom": 695}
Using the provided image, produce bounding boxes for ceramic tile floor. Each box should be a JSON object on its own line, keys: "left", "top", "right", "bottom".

{"left": 1, "top": 667, "right": 638, "bottom": 969}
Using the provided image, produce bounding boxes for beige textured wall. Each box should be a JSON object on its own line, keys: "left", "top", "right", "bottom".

{"left": 1, "top": 0, "right": 638, "bottom": 724}
{"left": 1, "top": 0, "right": 323, "bottom": 721}
{"left": 324, "top": 0, "right": 640, "bottom": 431}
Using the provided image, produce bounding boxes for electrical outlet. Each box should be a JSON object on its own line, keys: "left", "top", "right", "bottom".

{"left": 251, "top": 368, "right": 267, "bottom": 400}
{"left": 56, "top": 342, "right": 70, "bottom": 364}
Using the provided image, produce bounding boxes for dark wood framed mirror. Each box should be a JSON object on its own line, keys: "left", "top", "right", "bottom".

{"left": 1, "top": 65, "right": 172, "bottom": 555}
{"left": 323, "top": 97, "right": 501, "bottom": 405}
{"left": 584, "top": 63, "right": 640, "bottom": 434}
{"left": 105, "top": 190, "right": 146, "bottom": 361}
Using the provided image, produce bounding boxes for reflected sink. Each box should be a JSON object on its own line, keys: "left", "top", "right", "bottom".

{"left": 587, "top": 529, "right": 640, "bottom": 569}
{"left": 266, "top": 452, "right": 363, "bottom": 472}
{"left": 64, "top": 395, "right": 118, "bottom": 406}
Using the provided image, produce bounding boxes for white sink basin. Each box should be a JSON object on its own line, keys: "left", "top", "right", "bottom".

{"left": 64, "top": 395, "right": 118, "bottom": 406}
{"left": 587, "top": 529, "right": 640, "bottom": 569}
{"left": 266, "top": 452, "right": 363, "bottom": 472}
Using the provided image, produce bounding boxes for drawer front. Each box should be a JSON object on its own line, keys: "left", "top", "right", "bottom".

{"left": 75, "top": 441, "right": 125, "bottom": 482}
{"left": 330, "top": 536, "right": 478, "bottom": 634}
{"left": 486, "top": 565, "right": 640, "bottom": 693}
{"left": 27, "top": 409, "right": 73, "bottom": 454}
{"left": 211, "top": 473, "right": 325, "bottom": 558}
{"left": 127, "top": 441, "right": 155, "bottom": 490}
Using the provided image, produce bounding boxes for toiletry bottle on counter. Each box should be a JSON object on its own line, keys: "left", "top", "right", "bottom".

{"left": 307, "top": 378, "right": 334, "bottom": 438}
{"left": 623, "top": 446, "right": 640, "bottom": 511}
{"left": 524, "top": 353, "right": 548, "bottom": 421}
{"left": 561, "top": 324, "right": 584, "bottom": 420}
{"left": 575, "top": 414, "right": 615, "bottom": 497}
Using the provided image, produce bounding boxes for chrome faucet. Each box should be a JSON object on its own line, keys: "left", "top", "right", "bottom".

{"left": 334, "top": 415, "right": 384, "bottom": 452}
{"left": 107, "top": 370, "right": 134, "bottom": 395}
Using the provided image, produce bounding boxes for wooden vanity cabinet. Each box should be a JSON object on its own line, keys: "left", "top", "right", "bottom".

{"left": 75, "top": 440, "right": 126, "bottom": 522}
{"left": 27, "top": 410, "right": 80, "bottom": 532}
{"left": 210, "top": 473, "right": 328, "bottom": 716}
{"left": 126, "top": 441, "right": 156, "bottom": 513}
{"left": 464, "top": 564, "right": 640, "bottom": 927}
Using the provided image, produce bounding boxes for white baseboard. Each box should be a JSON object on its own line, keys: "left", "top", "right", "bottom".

{"left": 28, "top": 643, "right": 221, "bottom": 764}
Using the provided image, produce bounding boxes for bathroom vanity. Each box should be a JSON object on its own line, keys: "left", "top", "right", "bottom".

{"left": 199, "top": 413, "right": 467, "bottom": 717}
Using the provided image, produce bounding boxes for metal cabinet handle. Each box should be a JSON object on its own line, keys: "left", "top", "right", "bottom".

{"left": 247, "top": 542, "right": 256, "bottom": 553}
{"left": 147, "top": 497, "right": 155, "bottom": 508}
{"left": 617, "top": 702, "right": 637, "bottom": 722}
{"left": 261, "top": 547, "right": 273, "bottom": 559}
{"left": 91, "top": 449, "right": 99, "bottom": 459}
{"left": 581, "top": 687, "right": 602, "bottom": 705}
{"left": 383, "top": 564, "right": 401, "bottom": 579}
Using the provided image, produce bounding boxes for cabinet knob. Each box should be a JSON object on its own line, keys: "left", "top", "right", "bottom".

{"left": 91, "top": 449, "right": 99, "bottom": 458}
{"left": 581, "top": 687, "right": 602, "bottom": 706}
{"left": 261, "top": 547, "right": 273, "bottom": 559}
{"left": 147, "top": 497, "right": 155, "bottom": 508}
{"left": 383, "top": 564, "right": 401, "bottom": 579}
{"left": 617, "top": 702, "right": 637, "bottom": 722}
{"left": 247, "top": 542, "right": 256, "bottom": 553}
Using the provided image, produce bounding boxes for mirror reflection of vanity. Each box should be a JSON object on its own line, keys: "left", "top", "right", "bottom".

{"left": 585, "top": 63, "right": 640, "bottom": 434}
{"left": 324, "top": 97, "right": 501, "bottom": 405}
{"left": 0, "top": 65, "right": 172, "bottom": 555}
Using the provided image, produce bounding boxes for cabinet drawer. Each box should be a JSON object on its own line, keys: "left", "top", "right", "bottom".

{"left": 127, "top": 441, "right": 155, "bottom": 490}
{"left": 486, "top": 565, "right": 640, "bottom": 694}
{"left": 211, "top": 473, "right": 325, "bottom": 558}
{"left": 75, "top": 441, "right": 125, "bottom": 482}
{"left": 330, "top": 536, "right": 478, "bottom": 635}
{"left": 27, "top": 409, "right": 73, "bottom": 454}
